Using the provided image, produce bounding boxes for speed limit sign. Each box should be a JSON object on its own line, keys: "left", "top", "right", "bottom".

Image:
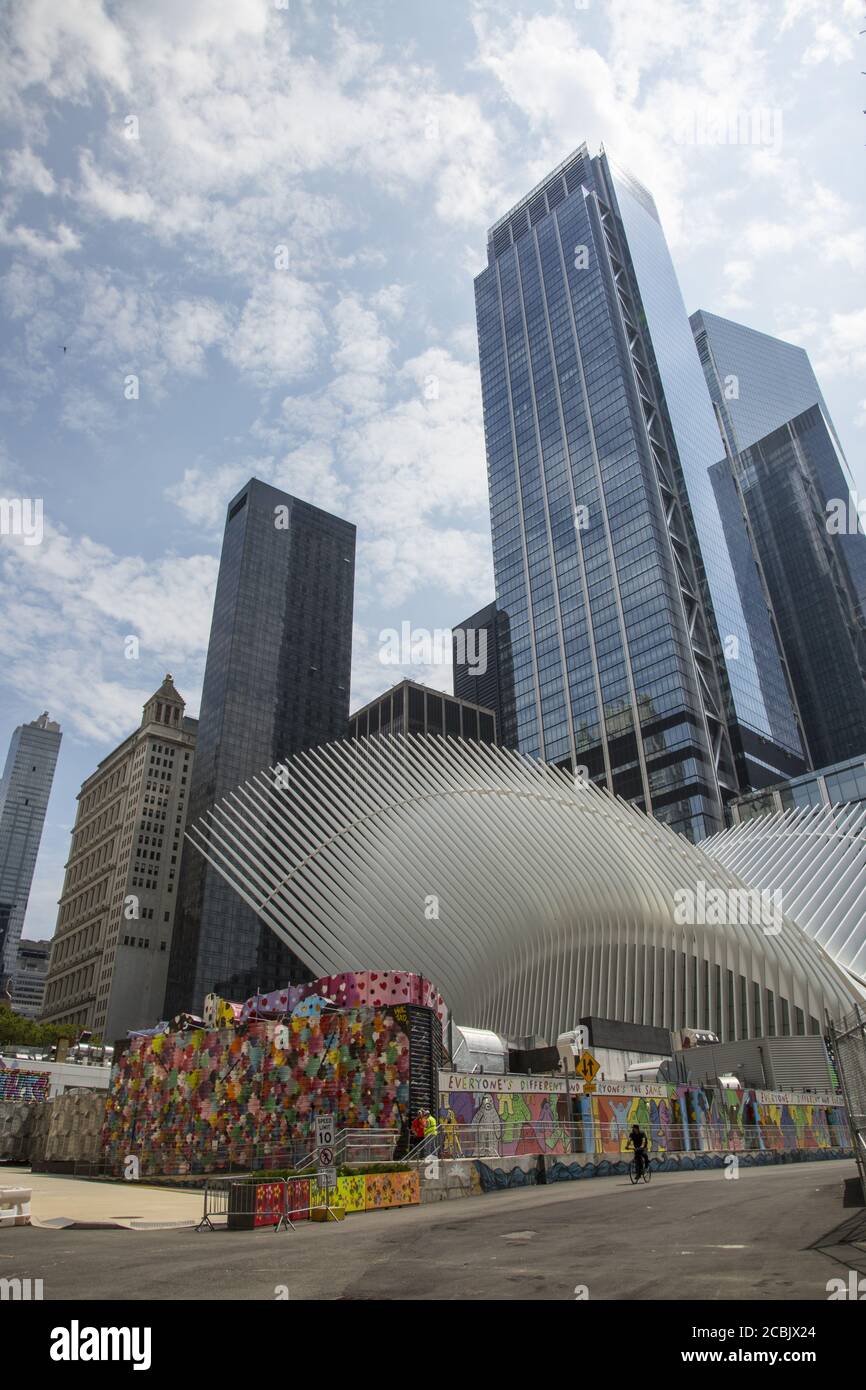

{"left": 315, "top": 1115, "right": 335, "bottom": 1149}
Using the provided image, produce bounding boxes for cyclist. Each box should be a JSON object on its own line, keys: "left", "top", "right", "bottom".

{"left": 626, "top": 1123, "right": 649, "bottom": 1178}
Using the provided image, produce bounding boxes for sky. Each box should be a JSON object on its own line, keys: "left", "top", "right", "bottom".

{"left": 1, "top": 0, "right": 864, "bottom": 940}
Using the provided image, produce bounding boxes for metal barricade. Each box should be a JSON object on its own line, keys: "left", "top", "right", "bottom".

{"left": 195, "top": 1177, "right": 233, "bottom": 1231}
{"left": 195, "top": 1174, "right": 338, "bottom": 1232}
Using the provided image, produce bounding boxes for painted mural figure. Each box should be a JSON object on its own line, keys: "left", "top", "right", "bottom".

{"left": 440, "top": 1107, "right": 463, "bottom": 1157}
{"left": 471, "top": 1094, "right": 503, "bottom": 1157}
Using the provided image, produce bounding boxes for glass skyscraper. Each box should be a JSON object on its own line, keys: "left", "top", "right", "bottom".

{"left": 475, "top": 145, "right": 805, "bottom": 839}
{"left": 165, "top": 479, "right": 355, "bottom": 1013}
{"left": 0, "top": 712, "right": 61, "bottom": 980}
{"left": 692, "top": 311, "right": 866, "bottom": 768}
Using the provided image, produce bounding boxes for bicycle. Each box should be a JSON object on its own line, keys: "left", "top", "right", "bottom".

{"left": 628, "top": 1151, "right": 652, "bottom": 1184}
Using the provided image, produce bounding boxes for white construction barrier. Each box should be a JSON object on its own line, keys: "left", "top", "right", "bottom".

{"left": 0, "top": 1187, "right": 32, "bottom": 1226}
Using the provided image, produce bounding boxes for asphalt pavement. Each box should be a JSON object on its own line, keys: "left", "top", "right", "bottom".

{"left": 2, "top": 1159, "right": 864, "bottom": 1301}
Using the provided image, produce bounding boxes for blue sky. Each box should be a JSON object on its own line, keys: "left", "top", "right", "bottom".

{"left": 1, "top": 0, "right": 864, "bottom": 939}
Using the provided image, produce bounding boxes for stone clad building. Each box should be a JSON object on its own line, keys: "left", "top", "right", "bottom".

{"left": 41, "top": 676, "right": 197, "bottom": 1040}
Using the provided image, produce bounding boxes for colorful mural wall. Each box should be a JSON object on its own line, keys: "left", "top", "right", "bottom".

{"left": 439, "top": 1074, "right": 850, "bottom": 1159}
{"left": 103, "top": 1006, "right": 411, "bottom": 1175}
{"left": 0, "top": 1068, "right": 50, "bottom": 1103}
{"left": 236, "top": 972, "right": 446, "bottom": 1026}
{"left": 101, "top": 1023, "right": 850, "bottom": 1180}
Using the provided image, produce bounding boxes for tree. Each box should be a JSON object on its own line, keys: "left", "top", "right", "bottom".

{"left": 0, "top": 1006, "right": 101, "bottom": 1050}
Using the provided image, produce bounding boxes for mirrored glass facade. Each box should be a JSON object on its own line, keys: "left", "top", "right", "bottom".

{"left": 475, "top": 146, "right": 805, "bottom": 838}
{"left": 694, "top": 312, "right": 866, "bottom": 767}
{"left": 165, "top": 480, "right": 355, "bottom": 1013}
{"left": 690, "top": 309, "right": 848, "bottom": 459}
{"left": 0, "top": 713, "right": 61, "bottom": 976}
{"left": 612, "top": 178, "right": 805, "bottom": 785}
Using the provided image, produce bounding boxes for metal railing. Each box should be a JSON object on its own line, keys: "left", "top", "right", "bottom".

{"left": 93, "top": 1105, "right": 851, "bottom": 1181}
{"left": 829, "top": 1004, "right": 866, "bottom": 1203}
{"left": 426, "top": 1117, "right": 849, "bottom": 1160}
{"left": 92, "top": 1129, "right": 407, "bottom": 1181}
{"left": 340, "top": 1127, "right": 401, "bottom": 1165}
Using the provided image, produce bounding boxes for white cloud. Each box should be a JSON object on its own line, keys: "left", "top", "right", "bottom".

{"left": 166, "top": 461, "right": 268, "bottom": 532}
{"left": 810, "top": 307, "right": 866, "bottom": 380}
{"left": 169, "top": 284, "right": 491, "bottom": 603}
{"left": 0, "top": 219, "right": 81, "bottom": 259}
{"left": 60, "top": 387, "right": 118, "bottom": 437}
{"left": 716, "top": 258, "right": 755, "bottom": 311}
{"left": 0, "top": 0, "right": 131, "bottom": 119}
{"left": 781, "top": 0, "right": 861, "bottom": 63}
{"left": 0, "top": 523, "right": 217, "bottom": 740}
{"left": 372, "top": 283, "right": 409, "bottom": 321}
{"left": 77, "top": 149, "right": 157, "bottom": 223}
{"left": 69, "top": 269, "right": 228, "bottom": 392}
{"left": 162, "top": 298, "right": 228, "bottom": 376}
{"left": 803, "top": 20, "right": 854, "bottom": 64}
{"left": 359, "top": 525, "right": 492, "bottom": 606}
{"left": 739, "top": 157, "right": 865, "bottom": 271}
{"left": 5, "top": 146, "right": 56, "bottom": 196}
{"left": 0, "top": 7, "right": 507, "bottom": 280}
{"left": 223, "top": 275, "right": 325, "bottom": 387}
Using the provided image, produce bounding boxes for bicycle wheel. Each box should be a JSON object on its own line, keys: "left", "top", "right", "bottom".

{"left": 628, "top": 1157, "right": 639, "bottom": 1184}
{"left": 641, "top": 1159, "right": 652, "bottom": 1183}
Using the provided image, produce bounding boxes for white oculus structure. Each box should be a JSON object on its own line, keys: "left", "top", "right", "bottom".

{"left": 185, "top": 735, "right": 856, "bottom": 1043}
{"left": 703, "top": 804, "right": 866, "bottom": 991}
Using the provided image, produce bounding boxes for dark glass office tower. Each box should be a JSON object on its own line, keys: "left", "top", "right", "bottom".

{"left": 475, "top": 145, "right": 805, "bottom": 840}
{"left": 165, "top": 480, "right": 355, "bottom": 1013}
{"left": 0, "top": 712, "right": 61, "bottom": 980}
{"left": 451, "top": 602, "right": 510, "bottom": 740}
{"left": 692, "top": 311, "right": 866, "bottom": 766}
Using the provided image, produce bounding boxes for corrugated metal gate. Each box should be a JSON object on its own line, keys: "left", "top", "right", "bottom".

{"left": 829, "top": 1004, "right": 866, "bottom": 1203}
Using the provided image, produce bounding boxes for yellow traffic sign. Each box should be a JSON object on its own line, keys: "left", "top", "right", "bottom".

{"left": 576, "top": 1049, "right": 600, "bottom": 1083}
{"left": 582, "top": 1080, "right": 597, "bottom": 1095}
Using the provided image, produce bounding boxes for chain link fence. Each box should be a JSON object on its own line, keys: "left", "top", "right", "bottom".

{"left": 829, "top": 1004, "right": 866, "bottom": 1203}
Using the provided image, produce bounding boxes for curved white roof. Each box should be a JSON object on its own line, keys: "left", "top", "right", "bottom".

{"left": 186, "top": 735, "right": 856, "bottom": 1042}
{"left": 704, "top": 804, "right": 866, "bottom": 988}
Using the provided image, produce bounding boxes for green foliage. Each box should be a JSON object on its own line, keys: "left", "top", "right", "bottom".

{"left": 0, "top": 1005, "right": 100, "bottom": 1050}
